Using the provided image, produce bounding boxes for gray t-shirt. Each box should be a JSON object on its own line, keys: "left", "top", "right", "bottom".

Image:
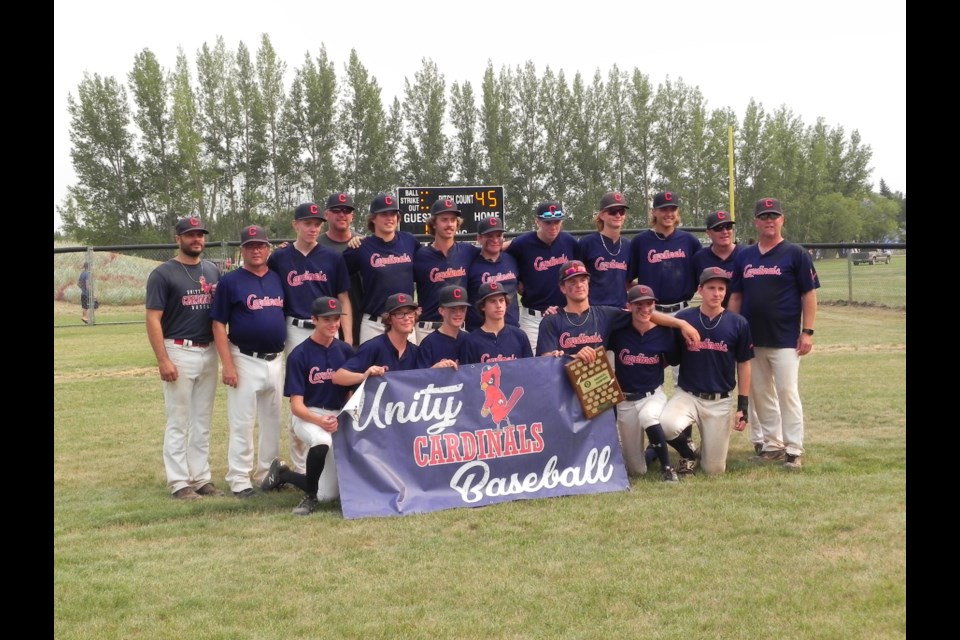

{"left": 145, "top": 259, "right": 220, "bottom": 342}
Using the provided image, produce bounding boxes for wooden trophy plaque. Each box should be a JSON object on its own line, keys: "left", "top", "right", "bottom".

{"left": 564, "top": 347, "right": 625, "bottom": 419}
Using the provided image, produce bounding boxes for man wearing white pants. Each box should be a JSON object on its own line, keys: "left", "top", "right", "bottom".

{"left": 211, "top": 225, "right": 287, "bottom": 497}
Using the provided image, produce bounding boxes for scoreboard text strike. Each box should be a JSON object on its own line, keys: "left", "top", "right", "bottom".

{"left": 398, "top": 186, "right": 505, "bottom": 235}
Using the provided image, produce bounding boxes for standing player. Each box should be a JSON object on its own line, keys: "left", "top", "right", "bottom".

{"left": 268, "top": 201, "right": 353, "bottom": 475}
{"left": 415, "top": 284, "right": 470, "bottom": 369}
{"left": 660, "top": 267, "right": 753, "bottom": 475}
{"left": 729, "top": 198, "right": 819, "bottom": 469}
{"left": 466, "top": 216, "right": 520, "bottom": 332}
{"left": 608, "top": 285, "right": 681, "bottom": 481}
{"left": 580, "top": 191, "right": 631, "bottom": 307}
{"left": 211, "top": 225, "right": 286, "bottom": 498}
{"left": 692, "top": 210, "right": 743, "bottom": 309}
{"left": 146, "top": 216, "right": 223, "bottom": 500}
{"left": 459, "top": 281, "right": 534, "bottom": 364}
{"left": 343, "top": 193, "right": 421, "bottom": 345}
{"left": 260, "top": 297, "right": 354, "bottom": 516}
{"left": 628, "top": 191, "right": 702, "bottom": 311}
{"left": 505, "top": 200, "right": 580, "bottom": 351}
{"left": 317, "top": 192, "right": 363, "bottom": 348}
{"left": 412, "top": 198, "right": 480, "bottom": 343}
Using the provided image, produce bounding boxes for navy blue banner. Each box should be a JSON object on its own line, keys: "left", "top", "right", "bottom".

{"left": 333, "top": 356, "right": 629, "bottom": 519}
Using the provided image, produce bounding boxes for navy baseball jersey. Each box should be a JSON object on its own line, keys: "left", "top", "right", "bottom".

{"left": 267, "top": 244, "right": 350, "bottom": 320}
{"left": 210, "top": 268, "right": 286, "bottom": 353}
{"left": 627, "top": 229, "right": 702, "bottom": 305}
{"left": 579, "top": 232, "right": 630, "bottom": 307}
{"left": 284, "top": 337, "right": 355, "bottom": 409}
{"left": 340, "top": 333, "right": 420, "bottom": 374}
{"left": 505, "top": 231, "right": 580, "bottom": 311}
{"left": 535, "top": 306, "right": 631, "bottom": 356}
{"left": 459, "top": 326, "right": 533, "bottom": 364}
{"left": 673, "top": 306, "right": 753, "bottom": 394}
{"left": 415, "top": 329, "right": 469, "bottom": 368}
{"left": 413, "top": 243, "right": 481, "bottom": 321}
{"left": 466, "top": 252, "right": 521, "bottom": 331}
{"left": 608, "top": 324, "right": 679, "bottom": 394}
{"left": 343, "top": 232, "right": 421, "bottom": 317}
{"left": 730, "top": 241, "right": 820, "bottom": 348}
{"left": 692, "top": 244, "right": 744, "bottom": 308}
{"left": 145, "top": 259, "right": 220, "bottom": 342}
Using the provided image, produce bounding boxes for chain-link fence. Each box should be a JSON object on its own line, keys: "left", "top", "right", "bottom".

{"left": 53, "top": 234, "right": 906, "bottom": 328}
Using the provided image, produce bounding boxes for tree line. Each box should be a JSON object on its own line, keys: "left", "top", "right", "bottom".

{"left": 58, "top": 34, "right": 906, "bottom": 246}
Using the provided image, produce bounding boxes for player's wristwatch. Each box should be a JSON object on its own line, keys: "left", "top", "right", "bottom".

{"left": 801, "top": 328, "right": 815, "bottom": 336}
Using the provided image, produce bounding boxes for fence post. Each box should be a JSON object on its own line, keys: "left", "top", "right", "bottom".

{"left": 86, "top": 247, "right": 96, "bottom": 326}
{"left": 847, "top": 256, "right": 854, "bottom": 304}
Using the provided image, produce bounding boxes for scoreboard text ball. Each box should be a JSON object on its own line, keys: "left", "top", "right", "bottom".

{"left": 397, "top": 186, "right": 505, "bottom": 235}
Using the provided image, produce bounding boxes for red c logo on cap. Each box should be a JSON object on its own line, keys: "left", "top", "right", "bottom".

{"left": 338, "top": 193, "right": 347, "bottom": 203}
{"left": 190, "top": 218, "right": 200, "bottom": 227}
{"left": 384, "top": 196, "right": 394, "bottom": 206}
{"left": 765, "top": 199, "right": 775, "bottom": 208}
{"left": 717, "top": 211, "right": 727, "bottom": 220}
{"left": 310, "top": 204, "right": 319, "bottom": 215}
{"left": 328, "top": 299, "right": 337, "bottom": 309}
{"left": 664, "top": 192, "right": 674, "bottom": 202}
{"left": 549, "top": 205, "right": 557, "bottom": 213}
{"left": 614, "top": 193, "right": 623, "bottom": 202}
{"left": 398, "top": 294, "right": 407, "bottom": 303}
{"left": 445, "top": 199, "right": 454, "bottom": 208}
{"left": 453, "top": 288, "right": 463, "bottom": 299}
{"left": 248, "top": 227, "right": 258, "bottom": 236}
{"left": 488, "top": 283, "right": 498, "bottom": 291}
{"left": 490, "top": 218, "right": 498, "bottom": 226}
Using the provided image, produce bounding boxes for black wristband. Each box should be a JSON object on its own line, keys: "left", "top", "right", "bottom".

{"left": 737, "top": 394, "right": 749, "bottom": 414}
{"left": 801, "top": 328, "right": 815, "bottom": 336}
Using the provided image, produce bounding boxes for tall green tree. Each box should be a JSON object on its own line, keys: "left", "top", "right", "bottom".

{"left": 479, "top": 63, "right": 515, "bottom": 220}
{"left": 256, "top": 34, "right": 288, "bottom": 214}
{"left": 566, "top": 70, "right": 609, "bottom": 227}
{"left": 170, "top": 48, "right": 208, "bottom": 220}
{"left": 400, "top": 58, "right": 450, "bottom": 186}
{"left": 234, "top": 41, "right": 269, "bottom": 221}
{"left": 449, "top": 80, "right": 480, "bottom": 185}
{"left": 625, "top": 69, "right": 656, "bottom": 210}
{"left": 61, "top": 73, "right": 143, "bottom": 244}
{"left": 287, "top": 46, "right": 339, "bottom": 203}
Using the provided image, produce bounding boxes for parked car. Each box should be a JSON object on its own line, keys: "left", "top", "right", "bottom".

{"left": 849, "top": 250, "right": 891, "bottom": 265}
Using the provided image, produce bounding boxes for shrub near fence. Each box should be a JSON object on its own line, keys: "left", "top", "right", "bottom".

{"left": 53, "top": 239, "right": 906, "bottom": 327}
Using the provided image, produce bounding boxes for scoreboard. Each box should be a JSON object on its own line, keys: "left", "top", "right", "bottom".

{"left": 397, "top": 186, "right": 505, "bottom": 235}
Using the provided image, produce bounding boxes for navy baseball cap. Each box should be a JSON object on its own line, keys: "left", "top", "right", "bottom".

{"left": 599, "top": 191, "right": 629, "bottom": 210}
{"left": 535, "top": 200, "right": 565, "bottom": 219}
{"left": 699, "top": 267, "right": 732, "bottom": 285}
{"left": 175, "top": 216, "right": 209, "bottom": 235}
{"left": 370, "top": 193, "right": 401, "bottom": 214}
{"left": 706, "top": 211, "right": 734, "bottom": 229}
{"left": 383, "top": 292, "right": 417, "bottom": 315}
{"left": 754, "top": 197, "right": 783, "bottom": 217}
{"left": 558, "top": 260, "right": 590, "bottom": 283}
{"left": 475, "top": 281, "right": 509, "bottom": 307}
{"left": 438, "top": 285, "right": 470, "bottom": 308}
{"left": 311, "top": 296, "right": 346, "bottom": 317}
{"left": 325, "top": 192, "right": 355, "bottom": 211}
{"left": 430, "top": 197, "right": 463, "bottom": 217}
{"left": 477, "top": 217, "right": 504, "bottom": 235}
{"left": 294, "top": 202, "right": 325, "bottom": 221}
{"left": 627, "top": 284, "right": 658, "bottom": 303}
{"left": 240, "top": 225, "right": 270, "bottom": 246}
{"left": 652, "top": 191, "right": 680, "bottom": 209}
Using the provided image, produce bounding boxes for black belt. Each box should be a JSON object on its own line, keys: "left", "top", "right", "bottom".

{"left": 173, "top": 339, "right": 209, "bottom": 348}
{"left": 525, "top": 308, "right": 545, "bottom": 316}
{"left": 290, "top": 318, "right": 315, "bottom": 330}
{"left": 684, "top": 389, "right": 730, "bottom": 401}
{"left": 368, "top": 313, "right": 381, "bottom": 322}
{"left": 624, "top": 390, "right": 656, "bottom": 401}
{"left": 417, "top": 321, "right": 443, "bottom": 330}
{"left": 655, "top": 301, "right": 689, "bottom": 313}
{"left": 239, "top": 349, "right": 281, "bottom": 361}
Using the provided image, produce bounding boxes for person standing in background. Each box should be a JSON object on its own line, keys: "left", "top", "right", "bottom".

{"left": 145, "top": 216, "right": 223, "bottom": 500}
{"left": 317, "top": 192, "right": 363, "bottom": 348}
{"left": 78, "top": 261, "right": 92, "bottom": 324}
{"left": 580, "top": 191, "right": 631, "bottom": 308}
{"left": 692, "top": 210, "right": 742, "bottom": 309}
{"left": 466, "top": 217, "right": 520, "bottom": 332}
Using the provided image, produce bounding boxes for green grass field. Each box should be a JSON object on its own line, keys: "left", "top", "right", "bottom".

{"left": 53, "top": 304, "right": 906, "bottom": 639}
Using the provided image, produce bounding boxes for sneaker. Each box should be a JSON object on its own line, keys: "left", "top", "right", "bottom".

{"left": 292, "top": 494, "right": 320, "bottom": 516}
{"left": 195, "top": 483, "right": 224, "bottom": 497}
{"left": 752, "top": 449, "right": 786, "bottom": 462}
{"left": 754, "top": 443, "right": 763, "bottom": 455}
{"left": 261, "top": 458, "right": 286, "bottom": 492}
{"left": 233, "top": 487, "right": 257, "bottom": 499}
{"left": 784, "top": 454, "right": 803, "bottom": 470}
{"left": 172, "top": 487, "right": 201, "bottom": 501}
{"left": 661, "top": 466, "right": 680, "bottom": 483}
{"left": 677, "top": 457, "right": 698, "bottom": 476}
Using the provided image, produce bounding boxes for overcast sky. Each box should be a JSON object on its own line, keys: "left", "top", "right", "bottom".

{"left": 53, "top": 0, "right": 906, "bottom": 231}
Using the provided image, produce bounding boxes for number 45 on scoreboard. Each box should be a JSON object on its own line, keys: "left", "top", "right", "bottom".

{"left": 397, "top": 185, "right": 506, "bottom": 235}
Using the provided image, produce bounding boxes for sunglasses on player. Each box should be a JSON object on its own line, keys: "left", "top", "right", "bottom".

{"left": 539, "top": 210, "right": 565, "bottom": 219}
